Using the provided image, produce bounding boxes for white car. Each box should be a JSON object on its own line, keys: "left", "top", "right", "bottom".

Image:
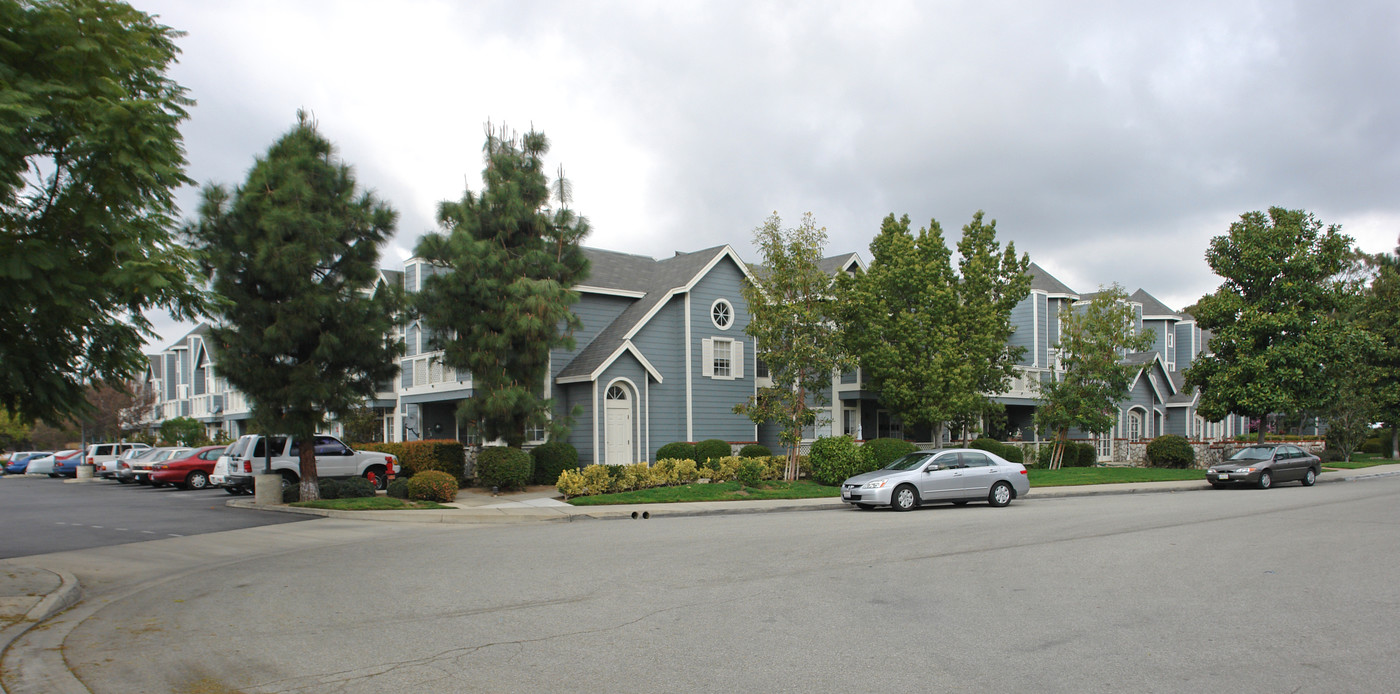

{"left": 85, "top": 442, "right": 151, "bottom": 476}
{"left": 26, "top": 450, "right": 80, "bottom": 477}
{"left": 219, "top": 434, "right": 400, "bottom": 494}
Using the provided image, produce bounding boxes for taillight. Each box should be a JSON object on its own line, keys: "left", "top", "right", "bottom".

{"left": 242, "top": 460, "right": 251, "bottom": 473}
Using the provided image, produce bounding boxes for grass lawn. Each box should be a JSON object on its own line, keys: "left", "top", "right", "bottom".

{"left": 1027, "top": 467, "right": 1205, "bottom": 487}
{"left": 567, "top": 480, "right": 840, "bottom": 506}
{"left": 1323, "top": 453, "right": 1397, "bottom": 470}
{"left": 290, "top": 497, "right": 453, "bottom": 511}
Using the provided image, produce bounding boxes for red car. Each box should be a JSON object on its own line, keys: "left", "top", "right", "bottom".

{"left": 149, "top": 445, "right": 227, "bottom": 490}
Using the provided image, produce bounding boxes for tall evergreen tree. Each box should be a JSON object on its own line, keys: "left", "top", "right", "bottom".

{"left": 838, "top": 212, "right": 1029, "bottom": 447}
{"left": 0, "top": 0, "right": 206, "bottom": 425}
{"left": 414, "top": 125, "right": 590, "bottom": 448}
{"left": 1364, "top": 238, "right": 1400, "bottom": 457}
{"left": 1034, "top": 285, "right": 1155, "bottom": 468}
{"left": 1185, "top": 208, "right": 1360, "bottom": 443}
{"left": 187, "top": 112, "right": 403, "bottom": 501}
{"left": 734, "top": 213, "right": 848, "bottom": 480}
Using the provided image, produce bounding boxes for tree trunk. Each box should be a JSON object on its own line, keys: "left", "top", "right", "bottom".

{"left": 1256, "top": 417, "right": 1266, "bottom": 444}
{"left": 1391, "top": 425, "right": 1398, "bottom": 460}
{"left": 299, "top": 444, "right": 319, "bottom": 501}
{"left": 1050, "top": 429, "right": 1068, "bottom": 470}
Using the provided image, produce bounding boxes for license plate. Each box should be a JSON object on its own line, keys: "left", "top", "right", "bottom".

{"left": 841, "top": 491, "right": 850, "bottom": 499}
{"left": 1218, "top": 474, "right": 1229, "bottom": 480}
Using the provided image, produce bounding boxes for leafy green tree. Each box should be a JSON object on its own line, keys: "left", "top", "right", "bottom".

{"left": 838, "top": 212, "right": 1029, "bottom": 447}
{"left": 159, "top": 416, "right": 206, "bottom": 447}
{"left": 1185, "top": 208, "right": 1361, "bottom": 443}
{"left": 1035, "top": 285, "right": 1156, "bottom": 468}
{"left": 187, "top": 112, "right": 404, "bottom": 501}
{"left": 0, "top": 408, "right": 31, "bottom": 450}
{"left": 1363, "top": 238, "right": 1400, "bottom": 457}
{"left": 414, "top": 125, "right": 589, "bottom": 448}
{"left": 0, "top": 0, "right": 205, "bottom": 425}
{"left": 733, "top": 213, "right": 848, "bottom": 480}
{"left": 338, "top": 405, "right": 384, "bottom": 444}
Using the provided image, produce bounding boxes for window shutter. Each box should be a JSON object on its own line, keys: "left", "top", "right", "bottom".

{"left": 732, "top": 340, "right": 744, "bottom": 379}
{"left": 702, "top": 338, "right": 713, "bottom": 378}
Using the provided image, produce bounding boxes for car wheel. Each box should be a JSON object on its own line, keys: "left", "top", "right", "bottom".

{"left": 1257, "top": 470, "right": 1273, "bottom": 490}
{"left": 279, "top": 471, "right": 298, "bottom": 489}
{"left": 989, "top": 481, "right": 1014, "bottom": 507}
{"left": 855, "top": 503, "right": 875, "bottom": 510}
{"left": 891, "top": 485, "right": 919, "bottom": 511}
{"left": 48, "top": 473, "right": 59, "bottom": 478}
{"left": 186, "top": 471, "right": 210, "bottom": 490}
{"left": 224, "top": 486, "right": 243, "bottom": 496}
{"left": 1302, "top": 468, "right": 1317, "bottom": 487}
{"left": 364, "top": 466, "right": 388, "bottom": 491}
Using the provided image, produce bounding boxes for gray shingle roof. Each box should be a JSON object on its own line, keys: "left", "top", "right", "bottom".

{"left": 1130, "top": 289, "right": 1181, "bottom": 319}
{"left": 557, "top": 246, "right": 731, "bottom": 382}
{"left": 1029, "top": 262, "right": 1077, "bottom": 295}
{"left": 750, "top": 253, "right": 861, "bottom": 284}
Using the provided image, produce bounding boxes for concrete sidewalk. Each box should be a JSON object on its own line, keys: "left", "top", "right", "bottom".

{"left": 224, "top": 462, "right": 1400, "bottom": 524}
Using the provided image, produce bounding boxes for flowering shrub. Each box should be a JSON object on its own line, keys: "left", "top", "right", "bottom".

{"left": 556, "top": 468, "right": 587, "bottom": 498}
{"left": 581, "top": 464, "right": 613, "bottom": 495}
{"left": 407, "top": 470, "right": 458, "bottom": 503}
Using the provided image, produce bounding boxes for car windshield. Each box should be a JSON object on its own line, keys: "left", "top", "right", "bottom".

{"left": 1229, "top": 446, "right": 1276, "bottom": 461}
{"left": 883, "top": 452, "right": 936, "bottom": 471}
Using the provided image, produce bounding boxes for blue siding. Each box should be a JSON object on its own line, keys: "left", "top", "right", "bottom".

{"left": 687, "top": 258, "right": 758, "bottom": 442}
{"left": 1009, "top": 293, "right": 1036, "bottom": 366}
{"left": 632, "top": 295, "right": 687, "bottom": 455}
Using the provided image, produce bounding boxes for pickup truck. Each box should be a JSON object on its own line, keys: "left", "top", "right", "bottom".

{"left": 213, "top": 434, "right": 399, "bottom": 495}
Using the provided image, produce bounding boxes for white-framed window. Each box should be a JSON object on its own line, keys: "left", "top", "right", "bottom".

{"left": 525, "top": 421, "right": 547, "bottom": 443}
{"left": 711, "top": 298, "right": 734, "bottom": 330}
{"left": 1127, "top": 411, "right": 1143, "bottom": 442}
{"left": 701, "top": 337, "right": 744, "bottom": 380}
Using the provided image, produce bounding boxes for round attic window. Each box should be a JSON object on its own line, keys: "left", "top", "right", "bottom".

{"left": 711, "top": 299, "right": 733, "bottom": 330}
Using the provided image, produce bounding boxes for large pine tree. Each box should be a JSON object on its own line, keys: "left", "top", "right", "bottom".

{"left": 188, "top": 111, "right": 403, "bottom": 500}
{"left": 414, "top": 125, "right": 590, "bottom": 448}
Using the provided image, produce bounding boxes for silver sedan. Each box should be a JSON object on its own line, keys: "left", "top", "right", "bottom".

{"left": 840, "top": 448, "right": 1031, "bottom": 511}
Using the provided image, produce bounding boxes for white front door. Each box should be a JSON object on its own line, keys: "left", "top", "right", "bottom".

{"left": 605, "top": 385, "right": 633, "bottom": 465}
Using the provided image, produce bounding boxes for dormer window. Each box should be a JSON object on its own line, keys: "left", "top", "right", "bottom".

{"left": 711, "top": 299, "right": 734, "bottom": 330}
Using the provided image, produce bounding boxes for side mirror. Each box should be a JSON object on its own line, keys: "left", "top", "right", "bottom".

{"left": 924, "top": 464, "right": 942, "bottom": 473}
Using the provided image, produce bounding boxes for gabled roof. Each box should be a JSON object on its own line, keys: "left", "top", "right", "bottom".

{"left": 1130, "top": 289, "right": 1181, "bottom": 320}
{"left": 1029, "top": 262, "right": 1077, "bottom": 296}
{"left": 749, "top": 252, "right": 864, "bottom": 284}
{"left": 574, "top": 248, "right": 667, "bottom": 295}
{"left": 163, "top": 323, "right": 210, "bottom": 352}
{"left": 557, "top": 245, "right": 746, "bottom": 384}
{"left": 1166, "top": 371, "right": 1196, "bottom": 406}
{"left": 1126, "top": 351, "right": 1174, "bottom": 403}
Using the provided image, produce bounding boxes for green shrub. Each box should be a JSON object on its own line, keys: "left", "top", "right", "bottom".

{"left": 317, "top": 478, "right": 342, "bottom": 500}
{"left": 736, "top": 458, "right": 765, "bottom": 487}
{"left": 1037, "top": 441, "right": 1095, "bottom": 467}
{"left": 339, "top": 476, "right": 378, "bottom": 498}
{"left": 530, "top": 440, "right": 579, "bottom": 486}
{"left": 656, "top": 442, "right": 696, "bottom": 461}
{"left": 475, "top": 446, "right": 532, "bottom": 491}
{"left": 860, "top": 438, "right": 918, "bottom": 468}
{"left": 738, "top": 444, "right": 772, "bottom": 458}
{"left": 282, "top": 484, "right": 300, "bottom": 503}
{"left": 556, "top": 468, "right": 587, "bottom": 498}
{"left": 387, "top": 477, "right": 410, "bottom": 499}
{"left": 407, "top": 470, "right": 458, "bottom": 503}
{"left": 357, "top": 439, "right": 466, "bottom": 483}
{"left": 1146, "top": 435, "right": 1194, "bottom": 468}
{"left": 998, "top": 443, "right": 1024, "bottom": 464}
{"left": 809, "top": 435, "right": 873, "bottom": 486}
{"left": 694, "top": 439, "right": 732, "bottom": 465}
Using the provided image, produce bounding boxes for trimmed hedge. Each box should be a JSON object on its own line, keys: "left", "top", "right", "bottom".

{"left": 339, "top": 476, "right": 378, "bottom": 498}
{"left": 694, "top": 439, "right": 732, "bottom": 465}
{"left": 968, "top": 437, "right": 1025, "bottom": 464}
{"left": 861, "top": 438, "right": 918, "bottom": 468}
{"left": 407, "top": 470, "right": 458, "bottom": 502}
{"left": 810, "top": 435, "right": 878, "bottom": 486}
{"left": 476, "top": 446, "right": 532, "bottom": 491}
{"left": 386, "top": 478, "right": 410, "bottom": 499}
{"left": 1146, "top": 435, "right": 1194, "bottom": 468}
{"left": 530, "top": 440, "right": 579, "bottom": 486}
{"left": 656, "top": 442, "right": 696, "bottom": 462}
{"left": 738, "top": 444, "right": 772, "bottom": 458}
{"left": 1037, "top": 441, "right": 1097, "bottom": 467}
{"left": 356, "top": 439, "right": 466, "bottom": 483}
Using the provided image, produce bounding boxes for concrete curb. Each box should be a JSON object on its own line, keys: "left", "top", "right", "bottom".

{"left": 225, "top": 465, "right": 1400, "bottom": 523}
{"left": 0, "top": 568, "right": 81, "bottom": 665}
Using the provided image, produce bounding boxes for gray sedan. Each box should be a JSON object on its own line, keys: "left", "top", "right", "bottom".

{"left": 1207, "top": 444, "right": 1321, "bottom": 489}
{"left": 840, "top": 448, "right": 1031, "bottom": 511}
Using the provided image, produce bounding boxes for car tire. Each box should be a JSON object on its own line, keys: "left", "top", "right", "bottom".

{"left": 186, "top": 471, "right": 210, "bottom": 490}
{"left": 1302, "top": 468, "right": 1317, "bottom": 487}
{"left": 891, "top": 485, "right": 919, "bottom": 512}
{"left": 1257, "top": 470, "right": 1272, "bottom": 490}
{"left": 989, "top": 481, "right": 1014, "bottom": 507}
{"left": 116, "top": 477, "right": 133, "bottom": 485}
{"left": 364, "top": 465, "right": 388, "bottom": 491}
{"left": 48, "top": 473, "right": 59, "bottom": 478}
{"left": 279, "top": 471, "right": 298, "bottom": 489}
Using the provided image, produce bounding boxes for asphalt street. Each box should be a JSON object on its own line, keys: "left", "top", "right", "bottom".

{"left": 13, "top": 474, "right": 1398, "bottom": 693}
{"left": 0, "top": 476, "right": 309, "bottom": 559}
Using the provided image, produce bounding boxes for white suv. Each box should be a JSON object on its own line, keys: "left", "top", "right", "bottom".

{"left": 86, "top": 442, "right": 151, "bottom": 477}
{"left": 215, "top": 434, "right": 399, "bottom": 495}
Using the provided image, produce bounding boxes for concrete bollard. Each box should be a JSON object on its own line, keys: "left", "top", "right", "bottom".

{"left": 75, "top": 464, "right": 95, "bottom": 480}
{"left": 254, "top": 473, "right": 283, "bottom": 505}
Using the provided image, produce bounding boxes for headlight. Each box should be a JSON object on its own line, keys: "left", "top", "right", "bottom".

{"left": 861, "top": 478, "right": 890, "bottom": 489}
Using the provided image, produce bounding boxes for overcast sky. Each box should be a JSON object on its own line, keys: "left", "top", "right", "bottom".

{"left": 137, "top": 0, "right": 1400, "bottom": 348}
